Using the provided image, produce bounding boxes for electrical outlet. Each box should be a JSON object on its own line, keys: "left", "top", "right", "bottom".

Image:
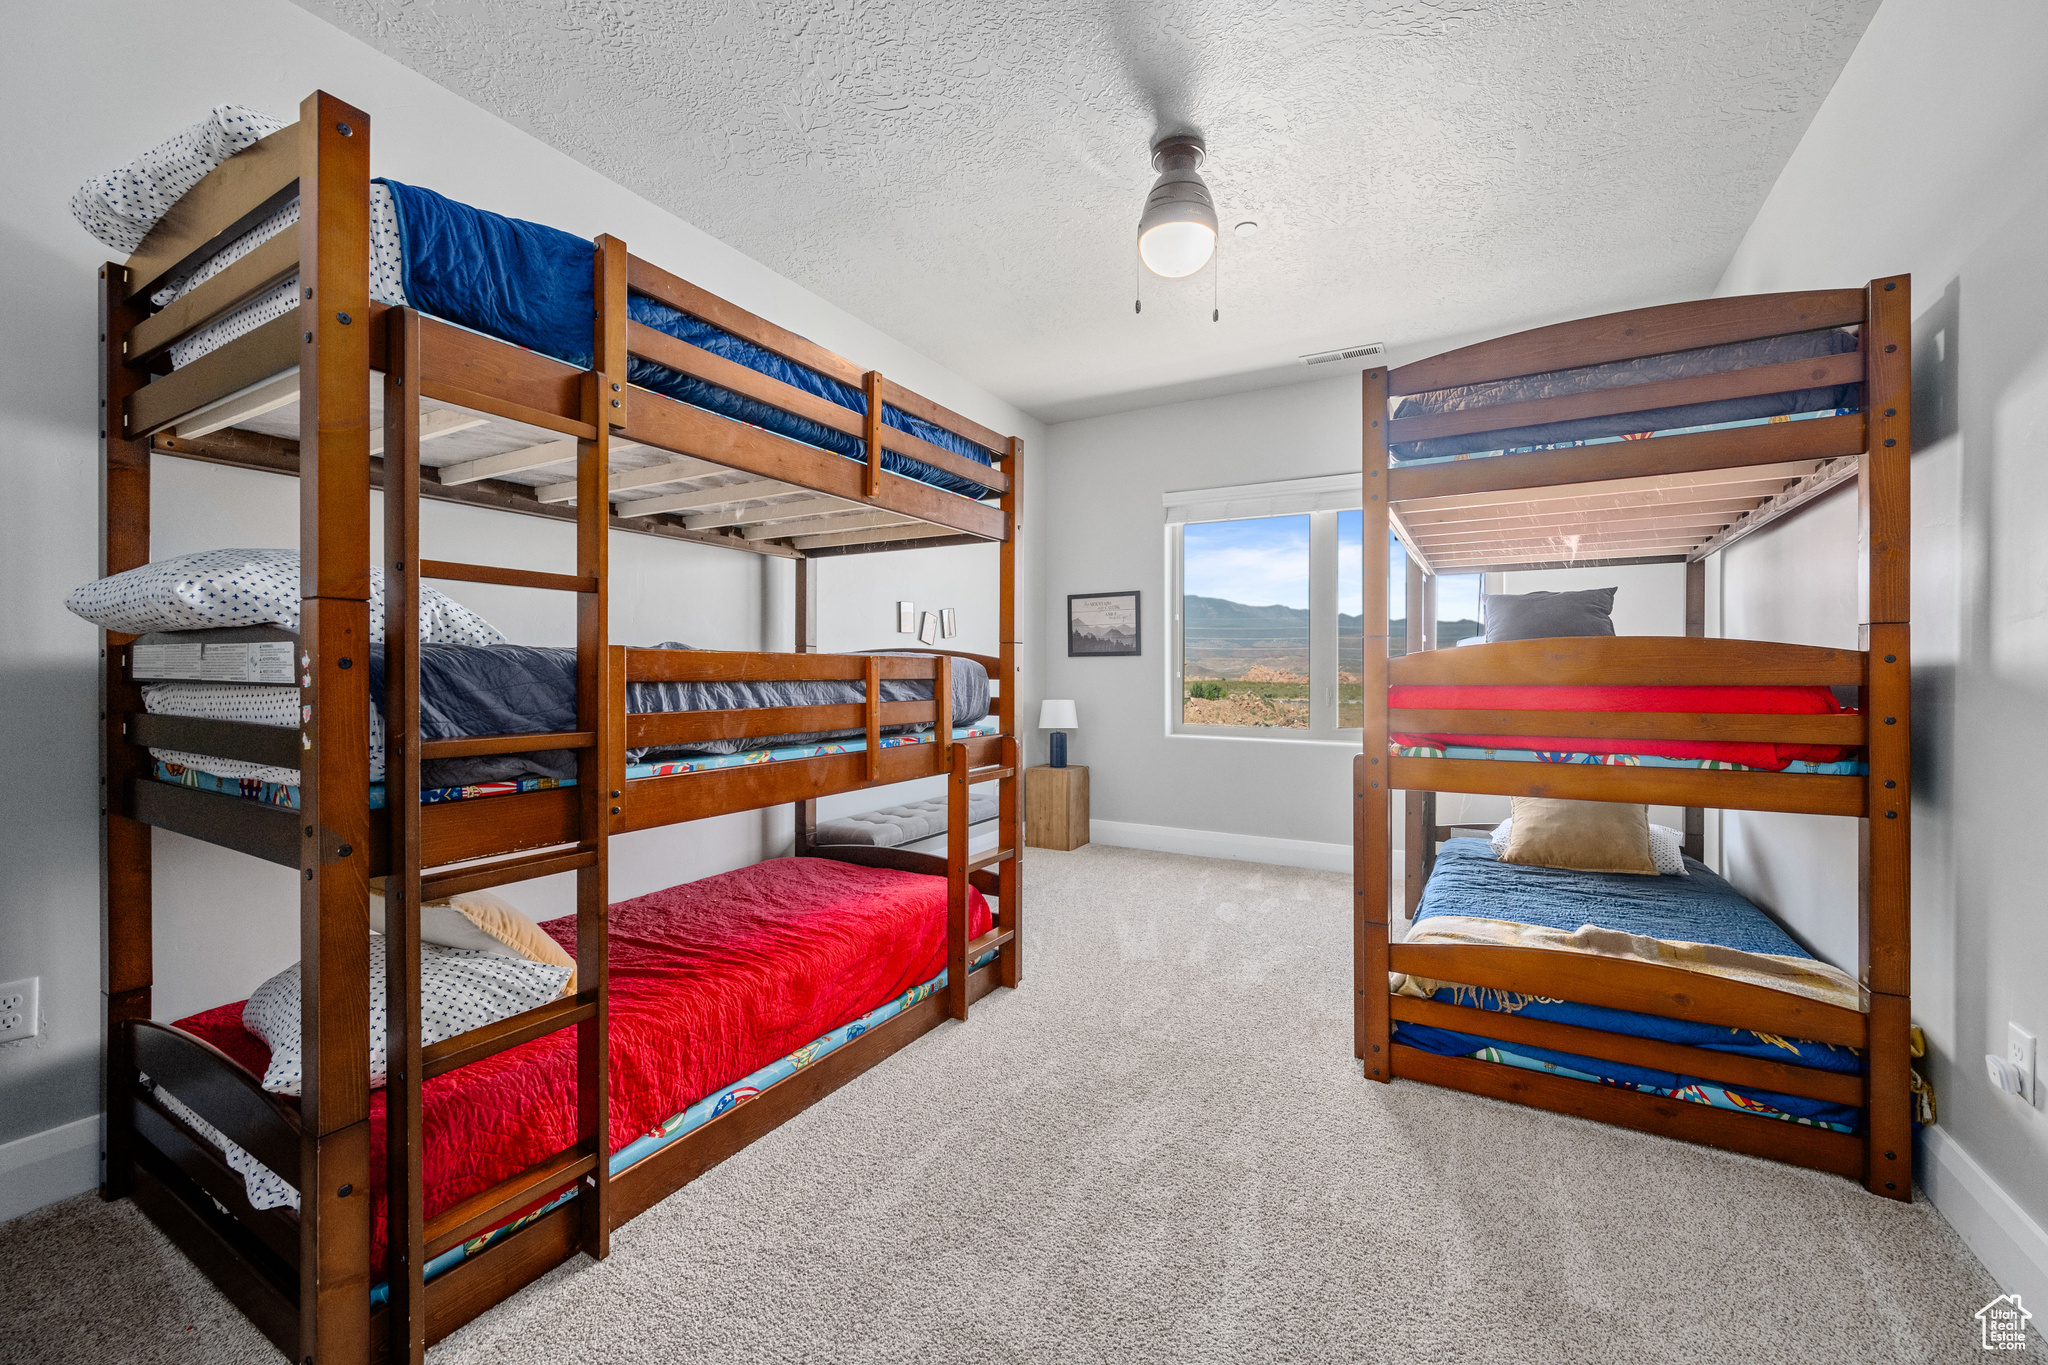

{"left": 0, "top": 977, "right": 36, "bottom": 1043}
{"left": 2011, "top": 1024, "right": 2038, "bottom": 1105}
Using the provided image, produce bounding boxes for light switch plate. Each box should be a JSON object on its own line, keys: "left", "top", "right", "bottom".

{"left": 2010, "top": 1023, "right": 2037, "bottom": 1105}
{"left": 0, "top": 977, "right": 37, "bottom": 1043}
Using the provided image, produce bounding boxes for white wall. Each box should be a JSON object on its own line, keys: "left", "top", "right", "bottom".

{"left": 1041, "top": 375, "right": 1361, "bottom": 866}
{"left": 0, "top": 0, "right": 1043, "bottom": 1218}
{"left": 1712, "top": 0, "right": 2048, "bottom": 1299}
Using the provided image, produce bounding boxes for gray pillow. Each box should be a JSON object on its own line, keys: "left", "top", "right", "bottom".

{"left": 1484, "top": 587, "right": 1617, "bottom": 643}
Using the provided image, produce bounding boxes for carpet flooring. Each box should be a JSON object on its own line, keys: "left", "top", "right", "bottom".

{"left": 3, "top": 844, "right": 2034, "bottom": 1363}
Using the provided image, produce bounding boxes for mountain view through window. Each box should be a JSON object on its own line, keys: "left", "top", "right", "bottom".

{"left": 1182, "top": 511, "right": 1483, "bottom": 731}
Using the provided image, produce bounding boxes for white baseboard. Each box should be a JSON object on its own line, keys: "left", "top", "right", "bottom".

{"left": 0, "top": 1114, "right": 100, "bottom": 1224}
{"left": 1088, "top": 819, "right": 1354, "bottom": 873}
{"left": 1918, "top": 1124, "right": 2048, "bottom": 1314}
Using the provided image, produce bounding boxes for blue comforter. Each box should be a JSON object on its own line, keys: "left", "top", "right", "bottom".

{"left": 369, "top": 643, "right": 988, "bottom": 789}
{"left": 1395, "top": 840, "right": 1863, "bottom": 1128}
{"left": 378, "top": 179, "right": 997, "bottom": 498}
{"left": 1390, "top": 328, "right": 1862, "bottom": 462}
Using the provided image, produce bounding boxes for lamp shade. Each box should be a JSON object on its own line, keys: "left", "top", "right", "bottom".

{"left": 1137, "top": 136, "right": 1218, "bottom": 279}
{"left": 1038, "top": 699, "right": 1079, "bottom": 730}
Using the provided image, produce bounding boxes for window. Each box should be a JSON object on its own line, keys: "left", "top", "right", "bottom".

{"left": 1182, "top": 515, "right": 1312, "bottom": 729}
{"left": 1165, "top": 474, "right": 1486, "bottom": 740}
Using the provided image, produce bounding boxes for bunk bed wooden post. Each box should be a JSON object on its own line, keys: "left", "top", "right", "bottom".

{"left": 792, "top": 558, "right": 818, "bottom": 857}
{"left": 100, "top": 259, "right": 153, "bottom": 1203}
{"left": 1683, "top": 559, "right": 1707, "bottom": 863}
{"left": 1402, "top": 557, "right": 1435, "bottom": 917}
{"left": 382, "top": 305, "right": 428, "bottom": 1363}
{"left": 1860, "top": 274, "right": 1913, "bottom": 1201}
{"left": 998, "top": 437, "right": 1023, "bottom": 989}
{"left": 1357, "top": 368, "right": 1392, "bottom": 1078}
{"left": 579, "top": 234, "right": 629, "bottom": 1257}
{"left": 1419, "top": 571, "right": 1436, "bottom": 887}
{"left": 947, "top": 742, "right": 972, "bottom": 1020}
{"left": 295, "top": 89, "right": 376, "bottom": 1365}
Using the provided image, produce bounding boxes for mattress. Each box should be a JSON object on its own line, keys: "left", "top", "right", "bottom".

{"left": 149, "top": 716, "right": 1003, "bottom": 811}
{"left": 169, "top": 858, "right": 995, "bottom": 1279}
{"left": 1393, "top": 839, "right": 1865, "bottom": 1130}
{"left": 1389, "top": 329, "right": 1862, "bottom": 464}
{"left": 141, "top": 642, "right": 990, "bottom": 788}
{"left": 150, "top": 178, "right": 997, "bottom": 498}
{"left": 1389, "top": 682, "right": 1863, "bottom": 774}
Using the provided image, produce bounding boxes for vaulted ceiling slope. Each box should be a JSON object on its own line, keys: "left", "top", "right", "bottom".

{"left": 297, "top": 0, "right": 1880, "bottom": 423}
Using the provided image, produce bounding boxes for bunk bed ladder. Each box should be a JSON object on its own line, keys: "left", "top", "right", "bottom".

{"left": 947, "top": 736, "right": 1020, "bottom": 1020}
{"left": 378, "top": 238, "right": 625, "bottom": 1362}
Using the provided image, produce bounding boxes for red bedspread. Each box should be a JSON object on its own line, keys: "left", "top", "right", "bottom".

{"left": 175, "top": 857, "right": 990, "bottom": 1269}
{"left": 1388, "top": 682, "right": 1857, "bottom": 771}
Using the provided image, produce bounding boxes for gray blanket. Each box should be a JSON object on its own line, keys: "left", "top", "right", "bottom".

{"left": 368, "top": 643, "right": 988, "bottom": 787}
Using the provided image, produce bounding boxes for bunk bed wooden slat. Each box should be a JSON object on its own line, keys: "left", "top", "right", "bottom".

{"left": 1388, "top": 996, "right": 1865, "bottom": 1106}
{"left": 1386, "top": 943, "right": 1867, "bottom": 1046}
{"left": 617, "top": 733, "right": 1002, "bottom": 831}
{"left": 127, "top": 228, "right": 300, "bottom": 365}
{"left": 1389, "top": 350, "right": 1867, "bottom": 445}
{"left": 1392, "top": 756, "right": 1867, "bottom": 817}
{"left": 420, "top": 991, "right": 598, "bottom": 1082}
{"left": 128, "top": 774, "right": 301, "bottom": 865}
{"left": 419, "top": 559, "right": 596, "bottom": 594}
{"left": 125, "top": 122, "right": 303, "bottom": 301}
{"left": 621, "top": 648, "right": 938, "bottom": 683}
{"left": 626, "top": 700, "right": 930, "bottom": 748}
{"left": 1389, "top": 636, "right": 1866, "bottom": 687}
{"left": 423, "top": 1139, "right": 598, "bottom": 1260}
{"left": 877, "top": 375, "right": 1012, "bottom": 464}
{"left": 131, "top": 1019, "right": 303, "bottom": 1178}
{"left": 130, "top": 1162, "right": 301, "bottom": 1358}
{"left": 130, "top": 1089, "right": 304, "bottom": 1268}
{"left": 1386, "top": 412, "right": 1866, "bottom": 502}
{"left": 418, "top": 730, "right": 595, "bottom": 760}
{"left": 412, "top": 1200, "right": 579, "bottom": 1347}
{"left": 127, "top": 309, "right": 301, "bottom": 437}
{"left": 1388, "top": 288, "right": 1866, "bottom": 396}
{"left": 418, "top": 845, "right": 596, "bottom": 902}
{"left": 1388, "top": 708, "right": 1866, "bottom": 746}
{"left": 624, "top": 254, "right": 1012, "bottom": 457}
{"left": 129, "top": 711, "right": 304, "bottom": 770}
{"left": 1391, "top": 1046, "right": 1866, "bottom": 1178}
{"left": 623, "top": 388, "right": 1004, "bottom": 540}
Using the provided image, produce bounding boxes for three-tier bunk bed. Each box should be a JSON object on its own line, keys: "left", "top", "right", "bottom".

{"left": 1354, "top": 279, "right": 1914, "bottom": 1201}
{"left": 94, "top": 92, "right": 1023, "bottom": 1363}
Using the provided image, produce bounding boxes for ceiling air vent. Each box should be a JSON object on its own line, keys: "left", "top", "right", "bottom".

{"left": 1299, "top": 341, "right": 1386, "bottom": 367}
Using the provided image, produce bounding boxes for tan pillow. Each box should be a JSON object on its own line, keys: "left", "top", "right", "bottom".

{"left": 1499, "top": 798, "right": 1657, "bottom": 876}
{"left": 369, "top": 880, "right": 577, "bottom": 995}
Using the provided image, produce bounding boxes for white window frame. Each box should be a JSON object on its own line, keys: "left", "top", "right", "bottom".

{"left": 1163, "top": 474, "right": 1362, "bottom": 746}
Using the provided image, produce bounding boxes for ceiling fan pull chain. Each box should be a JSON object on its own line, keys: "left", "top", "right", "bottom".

{"left": 1135, "top": 250, "right": 1143, "bottom": 314}
{"left": 1213, "top": 244, "right": 1220, "bottom": 323}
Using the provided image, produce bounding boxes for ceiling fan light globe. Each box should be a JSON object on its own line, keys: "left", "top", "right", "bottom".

{"left": 1139, "top": 220, "right": 1217, "bottom": 278}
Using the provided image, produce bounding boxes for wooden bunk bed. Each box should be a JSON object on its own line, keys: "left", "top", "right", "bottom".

{"left": 97, "top": 92, "right": 1023, "bottom": 1363}
{"left": 1355, "top": 279, "right": 1913, "bottom": 1200}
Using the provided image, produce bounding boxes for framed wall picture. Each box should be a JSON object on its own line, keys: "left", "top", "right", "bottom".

{"left": 897, "top": 601, "right": 916, "bottom": 633}
{"left": 918, "top": 611, "right": 940, "bottom": 646}
{"left": 940, "top": 607, "right": 957, "bottom": 638}
{"left": 1068, "top": 591, "right": 1140, "bottom": 657}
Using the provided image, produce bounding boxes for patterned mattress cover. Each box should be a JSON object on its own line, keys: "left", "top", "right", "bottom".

{"left": 150, "top": 716, "right": 1002, "bottom": 811}
{"left": 1390, "top": 741, "right": 1865, "bottom": 776}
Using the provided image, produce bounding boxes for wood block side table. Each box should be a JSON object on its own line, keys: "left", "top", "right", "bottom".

{"left": 1026, "top": 764, "right": 1089, "bottom": 851}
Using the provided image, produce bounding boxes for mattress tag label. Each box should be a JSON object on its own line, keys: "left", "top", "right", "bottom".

{"left": 131, "top": 642, "right": 202, "bottom": 680}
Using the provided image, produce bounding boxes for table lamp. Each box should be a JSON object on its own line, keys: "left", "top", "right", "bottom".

{"left": 1039, "top": 699, "right": 1078, "bottom": 768}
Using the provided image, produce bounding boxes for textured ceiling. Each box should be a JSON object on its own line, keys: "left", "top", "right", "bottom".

{"left": 295, "top": 0, "right": 1880, "bottom": 422}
